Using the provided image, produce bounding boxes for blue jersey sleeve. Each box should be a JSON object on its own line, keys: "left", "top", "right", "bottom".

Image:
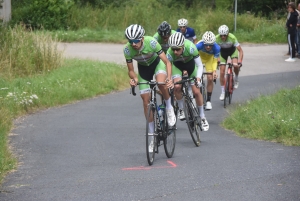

{"left": 196, "top": 41, "right": 204, "bottom": 51}
{"left": 189, "top": 28, "right": 196, "bottom": 37}
{"left": 212, "top": 43, "right": 220, "bottom": 58}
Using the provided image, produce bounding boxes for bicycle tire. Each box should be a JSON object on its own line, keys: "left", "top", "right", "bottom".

{"left": 201, "top": 83, "right": 207, "bottom": 110}
{"left": 146, "top": 104, "right": 156, "bottom": 165}
{"left": 224, "top": 74, "right": 230, "bottom": 108}
{"left": 229, "top": 74, "right": 234, "bottom": 104}
{"left": 163, "top": 116, "right": 176, "bottom": 158}
{"left": 183, "top": 97, "right": 201, "bottom": 146}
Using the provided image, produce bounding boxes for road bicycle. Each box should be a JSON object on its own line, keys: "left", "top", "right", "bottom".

{"left": 200, "top": 66, "right": 216, "bottom": 110}
{"left": 174, "top": 75, "right": 202, "bottom": 147}
{"left": 223, "top": 63, "right": 241, "bottom": 108}
{"left": 131, "top": 81, "right": 176, "bottom": 165}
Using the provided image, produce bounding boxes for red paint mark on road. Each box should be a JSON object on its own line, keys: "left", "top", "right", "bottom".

{"left": 122, "top": 160, "right": 177, "bottom": 171}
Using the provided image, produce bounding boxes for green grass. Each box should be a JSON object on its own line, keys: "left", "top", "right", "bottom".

{"left": 0, "top": 58, "right": 128, "bottom": 183}
{"left": 223, "top": 87, "right": 300, "bottom": 146}
{"left": 34, "top": 3, "right": 287, "bottom": 44}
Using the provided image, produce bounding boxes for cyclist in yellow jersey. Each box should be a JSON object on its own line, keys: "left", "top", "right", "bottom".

{"left": 196, "top": 31, "right": 220, "bottom": 110}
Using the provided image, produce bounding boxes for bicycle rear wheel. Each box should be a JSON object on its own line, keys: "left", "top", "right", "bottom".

{"left": 183, "top": 97, "right": 201, "bottom": 146}
{"left": 224, "top": 74, "right": 230, "bottom": 108}
{"left": 200, "top": 83, "right": 207, "bottom": 110}
{"left": 146, "top": 104, "right": 156, "bottom": 165}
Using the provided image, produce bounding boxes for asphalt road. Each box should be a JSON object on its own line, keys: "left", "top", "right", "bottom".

{"left": 0, "top": 43, "right": 300, "bottom": 201}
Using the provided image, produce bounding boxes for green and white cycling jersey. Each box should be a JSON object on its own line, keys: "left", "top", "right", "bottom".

{"left": 153, "top": 30, "right": 177, "bottom": 53}
{"left": 215, "top": 33, "right": 239, "bottom": 54}
{"left": 123, "top": 36, "right": 163, "bottom": 66}
{"left": 166, "top": 39, "right": 199, "bottom": 63}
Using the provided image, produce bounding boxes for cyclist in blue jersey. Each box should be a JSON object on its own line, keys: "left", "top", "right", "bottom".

{"left": 176, "top": 18, "right": 197, "bottom": 44}
{"left": 196, "top": 31, "right": 220, "bottom": 110}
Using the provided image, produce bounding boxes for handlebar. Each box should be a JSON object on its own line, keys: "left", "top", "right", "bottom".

{"left": 130, "top": 81, "right": 166, "bottom": 96}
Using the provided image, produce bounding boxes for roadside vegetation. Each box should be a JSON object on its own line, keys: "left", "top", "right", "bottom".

{"left": 0, "top": 26, "right": 128, "bottom": 183}
{"left": 12, "top": 0, "right": 287, "bottom": 44}
{"left": 223, "top": 87, "right": 300, "bottom": 146}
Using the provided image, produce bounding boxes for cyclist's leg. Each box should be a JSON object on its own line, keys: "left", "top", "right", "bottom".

{"left": 219, "top": 55, "right": 227, "bottom": 100}
{"left": 203, "top": 58, "right": 214, "bottom": 108}
{"left": 231, "top": 49, "right": 239, "bottom": 88}
{"left": 154, "top": 60, "right": 176, "bottom": 126}
{"left": 137, "top": 74, "right": 154, "bottom": 134}
{"left": 190, "top": 67, "right": 209, "bottom": 131}
{"left": 172, "top": 65, "right": 185, "bottom": 120}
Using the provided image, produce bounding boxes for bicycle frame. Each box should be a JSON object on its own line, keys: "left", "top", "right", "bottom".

{"left": 131, "top": 80, "right": 176, "bottom": 165}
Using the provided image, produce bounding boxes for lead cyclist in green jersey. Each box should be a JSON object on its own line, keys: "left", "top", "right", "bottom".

{"left": 216, "top": 25, "right": 243, "bottom": 101}
{"left": 123, "top": 24, "right": 176, "bottom": 137}
{"left": 167, "top": 32, "right": 209, "bottom": 131}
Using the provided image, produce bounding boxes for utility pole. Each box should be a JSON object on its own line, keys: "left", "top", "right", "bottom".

{"left": 0, "top": 0, "right": 11, "bottom": 23}
{"left": 234, "top": 0, "right": 237, "bottom": 32}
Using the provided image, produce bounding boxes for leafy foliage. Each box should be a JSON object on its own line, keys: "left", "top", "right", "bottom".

{"left": 12, "top": 0, "right": 74, "bottom": 30}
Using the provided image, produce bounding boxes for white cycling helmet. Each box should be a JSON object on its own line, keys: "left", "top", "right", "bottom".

{"left": 178, "top": 18, "right": 188, "bottom": 27}
{"left": 168, "top": 32, "right": 185, "bottom": 47}
{"left": 202, "top": 31, "right": 216, "bottom": 44}
{"left": 218, "top": 25, "right": 229, "bottom": 35}
{"left": 125, "top": 24, "right": 145, "bottom": 40}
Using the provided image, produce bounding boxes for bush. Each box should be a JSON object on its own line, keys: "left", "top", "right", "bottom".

{"left": 0, "top": 25, "right": 63, "bottom": 78}
{"left": 12, "top": 0, "right": 74, "bottom": 30}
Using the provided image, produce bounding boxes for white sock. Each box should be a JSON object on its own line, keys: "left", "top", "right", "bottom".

{"left": 164, "top": 97, "right": 172, "bottom": 110}
{"left": 235, "top": 75, "right": 239, "bottom": 81}
{"left": 198, "top": 106, "right": 205, "bottom": 119}
{"left": 221, "top": 86, "right": 225, "bottom": 94}
{"left": 177, "top": 98, "right": 184, "bottom": 110}
{"left": 148, "top": 122, "right": 154, "bottom": 133}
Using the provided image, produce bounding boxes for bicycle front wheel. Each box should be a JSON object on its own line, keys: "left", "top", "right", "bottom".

{"left": 146, "top": 104, "right": 156, "bottom": 165}
{"left": 229, "top": 75, "right": 234, "bottom": 104}
{"left": 183, "top": 97, "right": 201, "bottom": 146}
{"left": 163, "top": 117, "right": 176, "bottom": 158}
{"left": 224, "top": 74, "right": 230, "bottom": 108}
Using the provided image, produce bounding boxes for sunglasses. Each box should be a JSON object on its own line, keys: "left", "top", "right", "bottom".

{"left": 171, "top": 47, "right": 182, "bottom": 51}
{"left": 128, "top": 39, "right": 141, "bottom": 44}
{"left": 204, "top": 44, "right": 213, "bottom": 47}
{"left": 179, "top": 26, "right": 186, "bottom": 29}
{"left": 220, "top": 35, "right": 227, "bottom": 37}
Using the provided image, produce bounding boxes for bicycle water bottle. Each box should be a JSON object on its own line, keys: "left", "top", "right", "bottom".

{"left": 188, "top": 85, "right": 193, "bottom": 98}
{"left": 158, "top": 104, "right": 165, "bottom": 129}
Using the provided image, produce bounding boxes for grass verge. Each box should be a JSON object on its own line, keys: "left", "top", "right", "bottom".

{"left": 0, "top": 58, "right": 128, "bottom": 184}
{"left": 222, "top": 86, "right": 300, "bottom": 146}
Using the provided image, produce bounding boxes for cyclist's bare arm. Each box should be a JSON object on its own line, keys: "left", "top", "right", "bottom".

{"left": 126, "top": 62, "right": 138, "bottom": 86}
{"left": 236, "top": 45, "right": 244, "bottom": 64}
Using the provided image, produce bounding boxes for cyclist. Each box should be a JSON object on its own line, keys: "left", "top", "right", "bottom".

{"left": 176, "top": 18, "right": 197, "bottom": 44}
{"left": 216, "top": 25, "right": 243, "bottom": 101}
{"left": 196, "top": 31, "right": 220, "bottom": 110}
{"left": 166, "top": 32, "right": 209, "bottom": 131}
{"left": 153, "top": 21, "right": 177, "bottom": 53}
{"left": 123, "top": 24, "right": 176, "bottom": 144}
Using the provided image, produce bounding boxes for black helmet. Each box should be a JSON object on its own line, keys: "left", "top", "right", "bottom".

{"left": 157, "top": 21, "right": 171, "bottom": 37}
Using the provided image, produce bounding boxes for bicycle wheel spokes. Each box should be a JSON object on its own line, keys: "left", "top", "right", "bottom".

{"left": 146, "top": 105, "right": 156, "bottom": 165}
{"left": 201, "top": 84, "right": 207, "bottom": 110}
{"left": 224, "top": 75, "right": 230, "bottom": 108}
{"left": 163, "top": 121, "right": 176, "bottom": 158}
{"left": 184, "top": 98, "right": 200, "bottom": 147}
{"left": 229, "top": 75, "right": 234, "bottom": 104}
